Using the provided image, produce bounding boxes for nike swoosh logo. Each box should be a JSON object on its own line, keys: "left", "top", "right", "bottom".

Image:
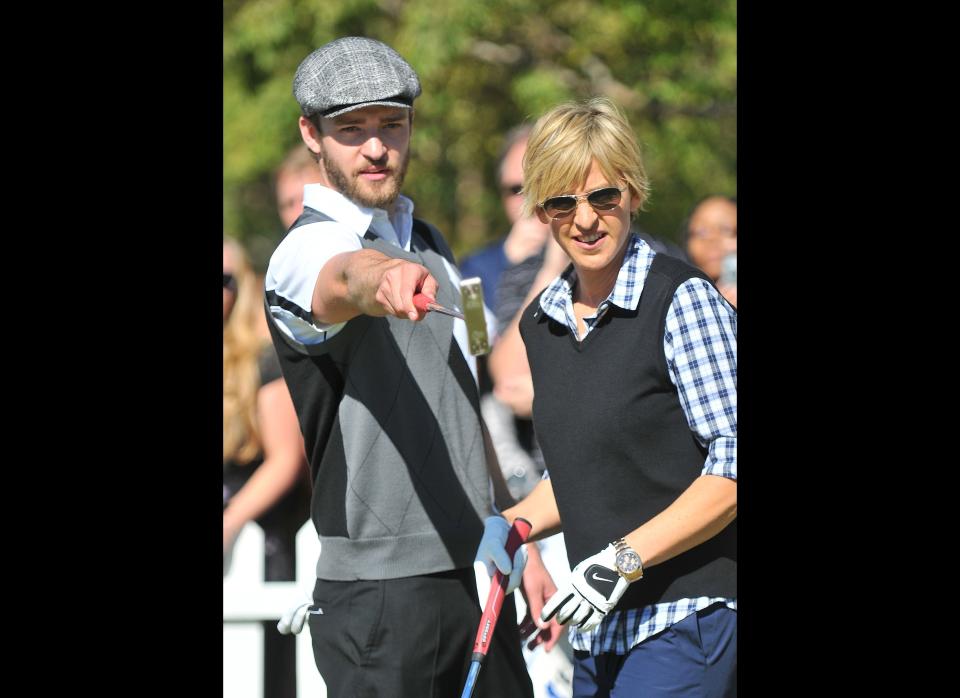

{"left": 308, "top": 608, "right": 324, "bottom": 615}
{"left": 591, "top": 572, "right": 615, "bottom": 583}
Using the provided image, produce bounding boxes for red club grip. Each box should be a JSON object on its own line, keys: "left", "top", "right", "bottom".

{"left": 412, "top": 293, "right": 433, "bottom": 313}
{"left": 472, "top": 517, "right": 533, "bottom": 657}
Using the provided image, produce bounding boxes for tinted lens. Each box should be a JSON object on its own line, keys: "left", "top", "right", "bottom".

{"left": 587, "top": 187, "right": 623, "bottom": 209}
{"left": 543, "top": 195, "right": 577, "bottom": 218}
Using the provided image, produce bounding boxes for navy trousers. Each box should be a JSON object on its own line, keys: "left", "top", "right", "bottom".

{"left": 572, "top": 603, "right": 737, "bottom": 697}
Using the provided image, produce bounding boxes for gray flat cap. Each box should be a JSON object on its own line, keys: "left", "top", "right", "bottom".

{"left": 293, "top": 37, "right": 422, "bottom": 119}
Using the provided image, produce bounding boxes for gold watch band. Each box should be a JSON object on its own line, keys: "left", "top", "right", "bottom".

{"left": 613, "top": 537, "right": 644, "bottom": 581}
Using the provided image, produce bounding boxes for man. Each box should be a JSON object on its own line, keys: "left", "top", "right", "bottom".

{"left": 263, "top": 36, "right": 553, "bottom": 697}
{"left": 275, "top": 145, "right": 326, "bottom": 231}
{"left": 460, "top": 125, "right": 551, "bottom": 309}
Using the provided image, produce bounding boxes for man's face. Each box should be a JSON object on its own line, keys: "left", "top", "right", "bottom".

{"left": 313, "top": 106, "right": 412, "bottom": 210}
{"left": 276, "top": 167, "right": 322, "bottom": 230}
{"left": 499, "top": 138, "right": 527, "bottom": 225}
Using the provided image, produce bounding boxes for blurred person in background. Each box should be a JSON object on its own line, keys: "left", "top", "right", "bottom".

{"left": 276, "top": 144, "right": 326, "bottom": 231}
{"left": 478, "top": 98, "right": 737, "bottom": 698}
{"left": 223, "top": 236, "right": 311, "bottom": 698}
{"left": 683, "top": 195, "right": 737, "bottom": 307}
{"left": 460, "top": 124, "right": 551, "bottom": 309}
{"left": 462, "top": 125, "right": 553, "bottom": 500}
{"left": 223, "top": 237, "right": 310, "bottom": 573}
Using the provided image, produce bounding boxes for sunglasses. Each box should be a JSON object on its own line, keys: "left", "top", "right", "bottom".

{"left": 538, "top": 186, "right": 626, "bottom": 221}
{"left": 501, "top": 183, "right": 524, "bottom": 197}
{"left": 223, "top": 272, "right": 237, "bottom": 291}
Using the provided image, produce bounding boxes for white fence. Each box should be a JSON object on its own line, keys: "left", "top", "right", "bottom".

{"left": 223, "top": 522, "right": 572, "bottom": 698}
{"left": 223, "top": 521, "right": 325, "bottom": 698}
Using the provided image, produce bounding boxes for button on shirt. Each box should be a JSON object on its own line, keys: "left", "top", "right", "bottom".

{"left": 265, "top": 184, "right": 483, "bottom": 382}
{"left": 538, "top": 233, "right": 737, "bottom": 655}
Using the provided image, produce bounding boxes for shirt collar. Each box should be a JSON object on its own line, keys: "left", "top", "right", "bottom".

{"left": 539, "top": 233, "right": 655, "bottom": 326}
{"left": 302, "top": 183, "right": 415, "bottom": 249}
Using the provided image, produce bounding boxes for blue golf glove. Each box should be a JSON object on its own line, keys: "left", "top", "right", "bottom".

{"left": 474, "top": 515, "right": 528, "bottom": 599}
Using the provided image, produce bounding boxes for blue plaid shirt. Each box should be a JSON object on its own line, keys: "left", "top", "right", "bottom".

{"left": 539, "top": 233, "right": 737, "bottom": 654}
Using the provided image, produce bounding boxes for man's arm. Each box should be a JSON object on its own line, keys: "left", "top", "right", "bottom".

{"left": 480, "top": 417, "right": 516, "bottom": 512}
{"left": 311, "top": 248, "right": 441, "bottom": 324}
{"left": 488, "top": 236, "right": 569, "bottom": 417}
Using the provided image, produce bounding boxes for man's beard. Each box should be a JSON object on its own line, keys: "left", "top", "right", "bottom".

{"left": 319, "top": 144, "right": 410, "bottom": 210}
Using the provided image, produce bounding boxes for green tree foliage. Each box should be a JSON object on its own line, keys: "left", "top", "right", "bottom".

{"left": 224, "top": 0, "right": 736, "bottom": 270}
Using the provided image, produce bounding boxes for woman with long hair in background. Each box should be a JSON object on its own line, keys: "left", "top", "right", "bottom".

{"left": 223, "top": 237, "right": 310, "bottom": 580}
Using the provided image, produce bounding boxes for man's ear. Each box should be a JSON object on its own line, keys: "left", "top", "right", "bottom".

{"left": 298, "top": 116, "right": 323, "bottom": 157}
{"left": 535, "top": 206, "right": 551, "bottom": 224}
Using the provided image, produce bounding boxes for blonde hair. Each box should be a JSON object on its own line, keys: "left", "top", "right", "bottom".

{"left": 223, "top": 237, "right": 266, "bottom": 465}
{"left": 521, "top": 97, "right": 650, "bottom": 218}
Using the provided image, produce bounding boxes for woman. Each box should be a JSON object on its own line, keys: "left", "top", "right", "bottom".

{"left": 474, "top": 98, "right": 737, "bottom": 697}
{"left": 684, "top": 195, "right": 737, "bottom": 307}
{"left": 223, "top": 237, "right": 310, "bottom": 580}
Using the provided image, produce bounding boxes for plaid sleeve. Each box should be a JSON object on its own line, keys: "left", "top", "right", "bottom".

{"left": 663, "top": 278, "right": 737, "bottom": 480}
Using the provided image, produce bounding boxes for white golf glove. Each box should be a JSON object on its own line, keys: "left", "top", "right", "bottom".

{"left": 541, "top": 544, "right": 628, "bottom": 632}
{"left": 474, "top": 516, "right": 529, "bottom": 601}
{"left": 277, "top": 592, "right": 314, "bottom": 635}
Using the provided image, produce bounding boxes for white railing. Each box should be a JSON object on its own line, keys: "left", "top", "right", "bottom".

{"left": 223, "top": 520, "right": 325, "bottom": 698}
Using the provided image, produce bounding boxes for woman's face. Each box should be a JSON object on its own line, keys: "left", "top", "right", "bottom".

{"left": 223, "top": 244, "right": 238, "bottom": 324}
{"left": 537, "top": 159, "right": 638, "bottom": 284}
{"left": 686, "top": 197, "right": 737, "bottom": 282}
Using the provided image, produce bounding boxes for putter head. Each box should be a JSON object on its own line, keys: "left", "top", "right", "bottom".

{"left": 459, "top": 277, "right": 490, "bottom": 356}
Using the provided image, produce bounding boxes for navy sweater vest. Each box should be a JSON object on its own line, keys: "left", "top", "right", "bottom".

{"left": 519, "top": 253, "right": 736, "bottom": 609}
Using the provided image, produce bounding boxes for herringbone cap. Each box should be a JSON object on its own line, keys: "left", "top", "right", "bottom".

{"left": 293, "top": 37, "right": 421, "bottom": 119}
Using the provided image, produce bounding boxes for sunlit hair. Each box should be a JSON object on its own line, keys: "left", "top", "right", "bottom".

{"left": 521, "top": 97, "right": 650, "bottom": 219}
{"left": 223, "top": 237, "right": 266, "bottom": 465}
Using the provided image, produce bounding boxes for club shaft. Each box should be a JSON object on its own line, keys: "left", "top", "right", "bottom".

{"left": 460, "top": 660, "right": 481, "bottom": 698}
{"left": 426, "top": 301, "right": 465, "bottom": 320}
{"left": 412, "top": 293, "right": 465, "bottom": 320}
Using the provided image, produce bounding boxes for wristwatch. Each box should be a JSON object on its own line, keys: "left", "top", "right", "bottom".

{"left": 613, "top": 538, "right": 644, "bottom": 582}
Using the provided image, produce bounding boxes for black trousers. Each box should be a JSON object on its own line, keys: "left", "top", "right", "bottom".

{"left": 308, "top": 567, "right": 533, "bottom": 698}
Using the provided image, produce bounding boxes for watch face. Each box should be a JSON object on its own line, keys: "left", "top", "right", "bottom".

{"left": 617, "top": 551, "right": 641, "bottom": 574}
